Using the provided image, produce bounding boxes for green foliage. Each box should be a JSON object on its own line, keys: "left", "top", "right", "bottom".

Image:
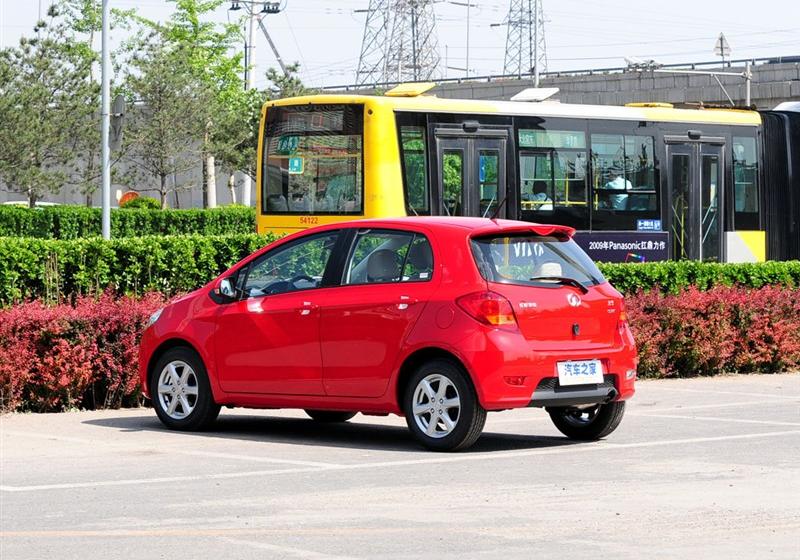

{"left": 0, "top": 205, "right": 255, "bottom": 239}
{"left": 123, "top": 36, "right": 213, "bottom": 208}
{"left": 0, "top": 233, "right": 276, "bottom": 306}
{"left": 0, "top": 5, "right": 99, "bottom": 207}
{"left": 598, "top": 260, "right": 800, "bottom": 295}
{"left": 120, "top": 196, "right": 161, "bottom": 209}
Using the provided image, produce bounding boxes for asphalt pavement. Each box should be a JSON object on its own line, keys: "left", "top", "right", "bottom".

{"left": 1, "top": 373, "right": 799, "bottom": 559}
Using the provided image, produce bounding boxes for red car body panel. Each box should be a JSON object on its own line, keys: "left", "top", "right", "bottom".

{"left": 139, "top": 217, "right": 637, "bottom": 415}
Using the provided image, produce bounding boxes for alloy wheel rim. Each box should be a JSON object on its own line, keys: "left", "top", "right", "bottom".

{"left": 412, "top": 374, "right": 461, "bottom": 439}
{"left": 157, "top": 360, "right": 199, "bottom": 420}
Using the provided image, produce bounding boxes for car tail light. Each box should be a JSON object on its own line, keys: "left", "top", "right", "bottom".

{"left": 456, "top": 291, "right": 518, "bottom": 329}
{"left": 617, "top": 300, "right": 628, "bottom": 331}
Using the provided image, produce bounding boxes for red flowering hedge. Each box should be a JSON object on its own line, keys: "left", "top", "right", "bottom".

{"left": 1, "top": 285, "right": 798, "bottom": 413}
{"left": 0, "top": 292, "right": 165, "bottom": 412}
{"left": 627, "top": 285, "right": 800, "bottom": 378}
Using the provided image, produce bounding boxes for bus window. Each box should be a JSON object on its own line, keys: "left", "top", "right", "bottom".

{"left": 733, "top": 136, "right": 759, "bottom": 230}
{"left": 518, "top": 128, "right": 588, "bottom": 226}
{"left": 443, "top": 150, "right": 464, "bottom": 216}
{"left": 399, "top": 126, "right": 430, "bottom": 215}
{"left": 479, "top": 150, "right": 500, "bottom": 217}
{"left": 591, "top": 134, "right": 658, "bottom": 229}
{"left": 262, "top": 105, "right": 363, "bottom": 215}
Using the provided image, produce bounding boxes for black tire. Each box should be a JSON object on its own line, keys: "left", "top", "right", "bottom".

{"left": 548, "top": 401, "right": 626, "bottom": 441}
{"left": 403, "top": 359, "right": 486, "bottom": 452}
{"left": 150, "top": 347, "right": 220, "bottom": 431}
{"left": 305, "top": 410, "right": 357, "bottom": 423}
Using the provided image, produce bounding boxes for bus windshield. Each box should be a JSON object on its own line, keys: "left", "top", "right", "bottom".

{"left": 262, "top": 104, "right": 364, "bottom": 215}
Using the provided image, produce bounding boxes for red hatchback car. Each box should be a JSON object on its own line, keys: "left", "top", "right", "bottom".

{"left": 139, "top": 217, "right": 637, "bottom": 451}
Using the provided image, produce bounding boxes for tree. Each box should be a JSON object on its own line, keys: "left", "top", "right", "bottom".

{"left": 136, "top": 0, "right": 250, "bottom": 208}
{"left": 265, "top": 63, "right": 312, "bottom": 100}
{"left": 0, "top": 5, "right": 98, "bottom": 207}
{"left": 124, "top": 38, "right": 211, "bottom": 209}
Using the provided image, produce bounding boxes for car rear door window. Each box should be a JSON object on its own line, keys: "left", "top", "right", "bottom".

{"left": 344, "top": 229, "right": 433, "bottom": 285}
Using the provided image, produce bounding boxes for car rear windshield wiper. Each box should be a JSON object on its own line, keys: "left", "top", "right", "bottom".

{"left": 528, "top": 276, "right": 589, "bottom": 293}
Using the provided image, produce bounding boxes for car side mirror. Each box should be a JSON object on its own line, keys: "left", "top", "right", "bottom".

{"left": 217, "top": 277, "right": 236, "bottom": 300}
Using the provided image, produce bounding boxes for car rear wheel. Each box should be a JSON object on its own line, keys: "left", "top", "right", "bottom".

{"left": 547, "top": 401, "right": 625, "bottom": 440}
{"left": 305, "top": 410, "right": 357, "bottom": 423}
{"left": 403, "top": 359, "right": 486, "bottom": 452}
{"left": 151, "top": 347, "right": 220, "bottom": 431}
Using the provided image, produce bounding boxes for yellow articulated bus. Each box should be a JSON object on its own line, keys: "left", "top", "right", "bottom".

{"left": 255, "top": 83, "right": 778, "bottom": 263}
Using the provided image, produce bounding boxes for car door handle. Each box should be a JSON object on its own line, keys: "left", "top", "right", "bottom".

{"left": 396, "top": 295, "right": 419, "bottom": 310}
{"left": 298, "top": 302, "right": 318, "bottom": 316}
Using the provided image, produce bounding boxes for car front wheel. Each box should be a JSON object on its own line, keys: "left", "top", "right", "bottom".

{"left": 151, "top": 347, "right": 220, "bottom": 431}
{"left": 547, "top": 401, "right": 626, "bottom": 440}
{"left": 403, "top": 359, "right": 486, "bottom": 452}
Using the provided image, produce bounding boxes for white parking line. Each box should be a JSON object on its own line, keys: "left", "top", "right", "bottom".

{"left": 643, "top": 386, "right": 799, "bottom": 400}
{"left": 628, "top": 412, "right": 800, "bottom": 427}
{"left": 0, "top": 430, "right": 341, "bottom": 469}
{"left": 3, "top": 429, "right": 799, "bottom": 493}
{"left": 637, "top": 400, "right": 799, "bottom": 413}
{"left": 219, "top": 537, "right": 360, "bottom": 560}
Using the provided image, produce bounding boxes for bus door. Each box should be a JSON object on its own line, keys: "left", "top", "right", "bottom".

{"left": 432, "top": 127, "right": 509, "bottom": 218}
{"left": 666, "top": 137, "right": 725, "bottom": 261}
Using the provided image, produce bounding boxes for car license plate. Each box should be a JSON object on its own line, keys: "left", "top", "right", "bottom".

{"left": 557, "top": 359, "right": 604, "bottom": 386}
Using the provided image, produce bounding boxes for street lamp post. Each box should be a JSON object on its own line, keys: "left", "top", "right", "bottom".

{"left": 101, "top": 0, "right": 111, "bottom": 239}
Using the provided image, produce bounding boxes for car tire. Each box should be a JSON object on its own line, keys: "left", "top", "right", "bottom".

{"left": 403, "top": 359, "right": 486, "bottom": 452}
{"left": 305, "top": 410, "right": 357, "bottom": 423}
{"left": 150, "top": 347, "right": 220, "bottom": 431}
{"left": 547, "top": 401, "right": 626, "bottom": 441}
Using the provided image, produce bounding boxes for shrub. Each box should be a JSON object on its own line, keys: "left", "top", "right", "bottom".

{"left": 0, "top": 292, "right": 166, "bottom": 412}
{"left": 120, "top": 196, "right": 161, "bottom": 209}
{"left": 627, "top": 285, "right": 800, "bottom": 378}
{"left": 0, "top": 205, "right": 256, "bottom": 238}
{"left": 600, "top": 260, "right": 800, "bottom": 295}
{"left": 0, "top": 233, "right": 276, "bottom": 306}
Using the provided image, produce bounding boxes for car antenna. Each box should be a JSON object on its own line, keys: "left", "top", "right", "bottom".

{"left": 489, "top": 196, "right": 507, "bottom": 221}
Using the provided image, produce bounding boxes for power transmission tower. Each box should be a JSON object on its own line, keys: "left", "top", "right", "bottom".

{"left": 355, "top": 0, "right": 393, "bottom": 85}
{"left": 356, "top": 0, "right": 441, "bottom": 86}
{"left": 501, "top": 0, "right": 547, "bottom": 84}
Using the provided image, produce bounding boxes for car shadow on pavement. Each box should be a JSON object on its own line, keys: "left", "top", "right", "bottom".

{"left": 83, "top": 412, "right": 579, "bottom": 454}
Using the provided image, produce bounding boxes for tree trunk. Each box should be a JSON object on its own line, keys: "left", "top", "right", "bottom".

{"left": 160, "top": 174, "right": 168, "bottom": 209}
{"left": 28, "top": 187, "right": 36, "bottom": 209}
{"left": 228, "top": 173, "right": 237, "bottom": 205}
{"left": 206, "top": 153, "right": 217, "bottom": 208}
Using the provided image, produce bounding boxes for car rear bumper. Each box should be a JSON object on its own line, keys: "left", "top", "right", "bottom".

{"left": 527, "top": 375, "right": 618, "bottom": 408}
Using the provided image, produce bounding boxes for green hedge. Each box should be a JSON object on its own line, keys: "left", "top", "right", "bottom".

{"left": 599, "top": 261, "right": 800, "bottom": 294}
{"left": 2, "top": 231, "right": 799, "bottom": 306}
{"left": 0, "top": 205, "right": 256, "bottom": 239}
{"left": 0, "top": 233, "right": 276, "bottom": 305}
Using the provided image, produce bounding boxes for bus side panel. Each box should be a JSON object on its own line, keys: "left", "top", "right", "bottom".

{"left": 363, "top": 100, "right": 407, "bottom": 220}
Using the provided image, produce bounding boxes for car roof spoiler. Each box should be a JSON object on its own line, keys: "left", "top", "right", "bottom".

{"left": 471, "top": 222, "right": 576, "bottom": 240}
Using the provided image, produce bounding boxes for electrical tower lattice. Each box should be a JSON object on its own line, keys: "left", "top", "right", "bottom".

{"left": 503, "top": 0, "right": 547, "bottom": 79}
{"left": 356, "top": 0, "right": 441, "bottom": 86}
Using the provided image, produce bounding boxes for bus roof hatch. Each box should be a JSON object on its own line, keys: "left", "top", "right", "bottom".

{"left": 385, "top": 82, "right": 437, "bottom": 97}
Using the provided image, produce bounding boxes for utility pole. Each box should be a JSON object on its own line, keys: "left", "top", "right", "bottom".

{"left": 101, "top": 0, "right": 111, "bottom": 239}
{"left": 533, "top": 0, "right": 539, "bottom": 86}
{"left": 449, "top": 2, "right": 476, "bottom": 77}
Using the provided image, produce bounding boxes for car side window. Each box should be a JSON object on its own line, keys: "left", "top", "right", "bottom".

{"left": 242, "top": 232, "right": 339, "bottom": 297}
{"left": 344, "top": 229, "right": 433, "bottom": 285}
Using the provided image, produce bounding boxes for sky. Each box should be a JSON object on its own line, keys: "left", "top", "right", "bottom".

{"left": 1, "top": 0, "right": 799, "bottom": 89}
